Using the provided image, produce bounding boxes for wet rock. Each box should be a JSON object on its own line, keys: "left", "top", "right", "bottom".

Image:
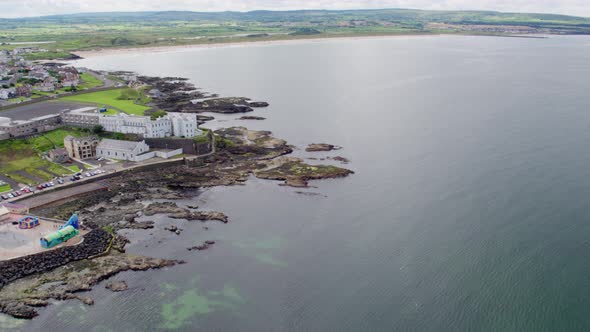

{"left": 0, "top": 253, "right": 179, "bottom": 319}
{"left": 238, "top": 115, "right": 266, "bottom": 120}
{"left": 144, "top": 202, "right": 188, "bottom": 216}
{"left": 306, "top": 143, "right": 341, "bottom": 152}
{"left": 126, "top": 220, "right": 155, "bottom": 230}
{"left": 0, "top": 302, "right": 38, "bottom": 319}
{"left": 105, "top": 281, "right": 128, "bottom": 292}
{"left": 170, "top": 211, "right": 229, "bottom": 223}
{"left": 165, "top": 225, "right": 182, "bottom": 234}
{"left": 254, "top": 157, "right": 353, "bottom": 188}
{"left": 187, "top": 240, "right": 216, "bottom": 251}
{"left": 124, "top": 214, "right": 136, "bottom": 222}
{"left": 329, "top": 156, "right": 350, "bottom": 164}
{"left": 248, "top": 101, "right": 270, "bottom": 107}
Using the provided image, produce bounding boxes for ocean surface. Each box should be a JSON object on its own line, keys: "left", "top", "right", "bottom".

{"left": 4, "top": 35, "right": 590, "bottom": 331}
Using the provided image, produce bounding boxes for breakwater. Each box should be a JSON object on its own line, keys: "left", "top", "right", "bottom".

{"left": 0, "top": 229, "right": 112, "bottom": 289}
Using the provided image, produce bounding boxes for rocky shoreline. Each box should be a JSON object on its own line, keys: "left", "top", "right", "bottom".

{"left": 0, "top": 72, "right": 354, "bottom": 320}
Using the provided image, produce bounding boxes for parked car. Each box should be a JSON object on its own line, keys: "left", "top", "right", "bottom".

{"left": 57, "top": 179, "right": 64, "bottom": 184}
{"left": 36, "top": 185, "right": 44, "bottom": 190}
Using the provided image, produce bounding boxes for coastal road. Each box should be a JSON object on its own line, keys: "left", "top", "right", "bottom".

{"left": 17, "top": 181, "right": 108, "bottom": 209}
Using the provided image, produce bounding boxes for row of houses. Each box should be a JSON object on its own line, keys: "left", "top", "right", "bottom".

{"left": 0, "top": 51, "right": 82, "bottom": 100}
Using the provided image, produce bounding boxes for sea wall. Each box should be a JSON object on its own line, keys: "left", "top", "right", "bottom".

{"left": 0, "top": 229, "right": 112, "bottom": 289}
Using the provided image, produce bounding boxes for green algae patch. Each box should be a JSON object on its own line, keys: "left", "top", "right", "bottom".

{"left": 160, "top": 289, "right": 212, "bottom": 330}
{"left": 56, "top": 303, "right": 89, "bottom": 325}
{"left": 233, "top": 236, "right": 288, "bottom": 268}
{"left": 0, "top": 314, "right": 27, "bottom": 331}
{"left": 159, "top": 283, "right": 245, "bottom": 330}
{"left": 256, "top": 252, "right": 289, "bottom": 267}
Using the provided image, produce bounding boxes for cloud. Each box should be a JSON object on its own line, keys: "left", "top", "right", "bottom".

{"left": 0, "top": 0, "right": 589, "bottom": 18}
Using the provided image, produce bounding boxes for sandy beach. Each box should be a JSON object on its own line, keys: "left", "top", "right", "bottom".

{"left": 72, "top": 34, "right": 438, "bottom": 58}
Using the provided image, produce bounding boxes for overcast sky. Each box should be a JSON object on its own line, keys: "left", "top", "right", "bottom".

{"left": 1, "top": 0, "right": 589, "bottom": 18}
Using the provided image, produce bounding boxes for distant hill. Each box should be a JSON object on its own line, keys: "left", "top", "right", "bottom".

{"left": 1, "top": 9, "right": 589, "bottom": 26}
{"left": 1, "top": 8, "right": 589, "bottom": 60}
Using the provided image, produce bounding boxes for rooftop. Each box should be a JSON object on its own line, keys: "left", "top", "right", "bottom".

{"left": 67, "top": 106, "right": 98, "bottom": 115}
{"left": 97, "top": 138, "right": 144, "bottom": 152}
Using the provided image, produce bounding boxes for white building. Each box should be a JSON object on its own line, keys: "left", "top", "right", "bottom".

{"left": 0, "top": 88, "right": 15, "bottom": 100}
{"left": 98, "top": 112, "right": 200, "bottom": 138}
{"left": 168, "top": 112, "right": 199, "bottom": 138}
{"left": 96, "top": 139, "right": 151, "bottom": 162}
{"left": 99, "top": 113, "right": 172, "bottom": 138}
{"left": 95, "top": 138, "right": 182, "bottom": 162}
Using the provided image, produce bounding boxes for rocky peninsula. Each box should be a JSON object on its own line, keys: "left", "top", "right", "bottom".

{"left": 0, "top": 72, "right": 353, "bottom": 319}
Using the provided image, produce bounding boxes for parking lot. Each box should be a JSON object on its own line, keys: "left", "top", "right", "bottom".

{"left": 0, "top": 101, "right": 89, "bottom": 121}
{"left": 0, "top": 169, "right": 108, "bottom": 205}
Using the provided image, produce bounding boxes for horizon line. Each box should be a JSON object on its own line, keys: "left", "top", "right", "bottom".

{"left": 0, "top": 7, "right": 588, "bottom": 20}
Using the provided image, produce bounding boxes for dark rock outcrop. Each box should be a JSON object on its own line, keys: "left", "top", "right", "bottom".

{"left": 306, "top": 143, "right": 341, "bottom": 152}
{"left": 170, "top": 211, "right": 229, "bottom": 223}
{"left": 106, "top": 280, "right": 128, "bottom": 292}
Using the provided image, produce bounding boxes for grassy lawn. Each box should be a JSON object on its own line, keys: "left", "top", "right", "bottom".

{"left": 78, "top": 72, "right": 103, "bottom": 89}
{"left": 0, "top": 183, "right": 11, "bottom": 193}
{"left": 60, "top": 88, "right": 151, "bottom": 115}
{"left": 0, "top": 129, "right": 82, "bottom": 185}
{"left": 27, "top": 128, "right": 84, "bottom": 152}
{"left": 66, "top": 165, "right": 81, "bottom": 173}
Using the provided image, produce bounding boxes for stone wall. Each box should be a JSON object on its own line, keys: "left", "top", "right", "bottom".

{"left": 0, "top": 229, "right": 112, "bottom": 289}
{"left": 145, "top": 137, "right": 212, "bottom": 155}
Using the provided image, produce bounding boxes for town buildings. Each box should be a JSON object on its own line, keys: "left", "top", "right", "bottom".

{"left": 64, "top": 135, "right": 100, "bottom": 160}
{"left": 99, "top": 113, "right": 173, "bottom": 138}
{"left": 0, "top": 114, "right": 61, "bottom": 138}
{"left": 48, "top": 148, "right": 69, "bottom": 163}
{"left": 60, "top": 107, "right": 100, "bottom": 128}
{"left": 95, "top": 138, "right": 182, "bottom": 162}
{"left": 61, "top": 108, "right": 200, "bottom": 139}
{"left": 96, "top": 139, "right": 151, "bottom": 162}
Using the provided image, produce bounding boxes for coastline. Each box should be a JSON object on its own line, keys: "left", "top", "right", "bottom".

{"left": 72, "top": 33, "right": 440, "bottom": 58}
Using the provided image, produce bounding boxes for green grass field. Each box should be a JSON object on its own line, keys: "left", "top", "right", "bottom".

{"left": 1, "top": 9, "right": 589, "bottom": 61}
{"left": 66, "top": 165, "right": 81, "bottom": 173}
{"left": 28, "top": 128, "right": 84, "bottom": 152}
{"left": 0, "top": 183, "right": 11, "bottom": 193}
{"left": 60, "top": 88, "right": 151, "bottom": 115}
{"left": 78, "top": 73, "right": 103, "bottom": 89}
{"left": 0, "top": 129, "right": 83, "bottom": 185}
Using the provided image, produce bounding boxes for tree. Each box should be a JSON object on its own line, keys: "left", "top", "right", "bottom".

{"left": 150, "top": 110, "right": 167, "bottom": 120}
{"left": 92, "top": 125, "right": 104, "bottom": 135}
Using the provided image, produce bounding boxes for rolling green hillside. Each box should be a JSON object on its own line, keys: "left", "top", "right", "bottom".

{"left": 1, "top": 9, "right": 589, "bottom": 59}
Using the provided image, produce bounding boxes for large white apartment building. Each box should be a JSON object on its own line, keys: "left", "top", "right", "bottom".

{"left": 98, "top": 112, "right": 200, "bottom": 138}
